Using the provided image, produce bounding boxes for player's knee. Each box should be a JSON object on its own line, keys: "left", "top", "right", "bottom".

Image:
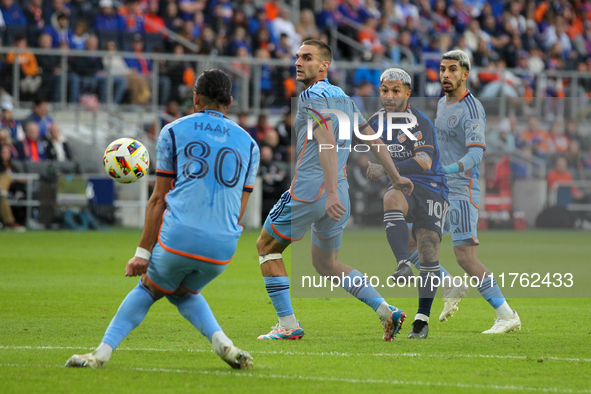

{"left": 454, "top": 246, "right": 475, "bottom": 270}
{"left": 383, "top": 190, "right": 407, "bottom": 212}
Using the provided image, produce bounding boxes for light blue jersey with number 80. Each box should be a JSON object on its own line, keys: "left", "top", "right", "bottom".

{"left": 155, "top": 110, "right": 259, "bottom": 264}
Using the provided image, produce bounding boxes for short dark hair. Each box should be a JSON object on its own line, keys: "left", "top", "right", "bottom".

{"left": 302, "top": 39, "right": 332, "bottom": 63}
{"left": 194, "top": 69, "right": 232, "bottom": 107}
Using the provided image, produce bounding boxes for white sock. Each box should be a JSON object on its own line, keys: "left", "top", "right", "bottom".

{"left": 94, "top": 342, "right": 113, "bottom": 361}
{"left": 495, "top": 301, "right": 513, "bottom": 318}
{"left": 212, "top": 331, "right": 234, "bottom": 356}
{"left": 376, "top": 302, "right": 391, "bottom": 321}
{"left": 415, "top": 313, "right": 429, "bottom": 323}
{"left": 278, "top": 314, "right": 298, "bottom": 329}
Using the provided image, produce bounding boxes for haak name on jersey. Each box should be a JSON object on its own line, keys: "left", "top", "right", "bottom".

{"left": 195, "top": 122, "right": 230, "bottom": 135}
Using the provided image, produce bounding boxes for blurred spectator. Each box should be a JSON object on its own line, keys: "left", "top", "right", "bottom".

{"left": 272, "top": 7, "right": 301, "bottom": 56}
{"left": 252, "top": 25, "right": 275, "bottom": 53}
{"left": 119, "top": 0, "right": 145, "bottom": 33}
{"left": 94, "top": 0, "right": 125, "bottom": 31}
{"left": 160, "top": 44, "right": 194, "bottom": 104}
{"left": 565, "top": 140, "right": 583, "bottom": 170}
{"left": 237, "top": 112, "right": 256, "bottom": 140}
{"left": 519, "top": 115, "right": 551, "bottom": 152}
{"left": 316, "top": 0, "right": 343, "bottom": 32}
{"left": 42, "top": 123, "right": 72, "bottom": 161}
{"left": 24, "top": 99, "right": 53, "bottom": 138}
{"left": 15, "top": 121, "right": 45, "bottom": 161}
{"left": 1, "top": 0, "right": 26, "bottom": 26}
{"left": 228, "top": 8, "right": 248, "bottom": 36}
{"left": 163, "top": 1, "right": 183, "bottom": 33}
{"left": 1, "top": 35, "right": 42, "bottom": 98}
{"left": 36, "top": 33, "right": 62, "bottom": 103}
{"left": 69, "top": 19, "right": 90, "bottom": 50}
{"left": 43, "top": 0, "right": 71, "bottom": 26}
{"left": 251, "top": 114, "right": 274, "bottom": 145}
{"left": 583, "top": 146, "right": 591, "bottom": 170}
{"left": 125, "top": 35, "right": 170, "bottom": 104}
{"left": 488, "top": 117, "right": 516, "bottom": 152}
{"left": 295, "top": 8, "right": 319, "bottom": 40}
{"left": 249, "top": 6, "right": 277, "bottom": 43}
{"left": 70, "top": 0, "right": 96, "bottom": 26}
{"left": 254, "top": 48, "right": 274, "bottom": 107}
{"left": 69, "top": 35, "right": 103, "bottom": 103}
{"left": 42, "top": 11, "right": 70, "bottom": 48}
{"left": 178, "top": 0, "right": 205, "bottom": 22}
{"left": 548, "top": 120, "right": 569, "bottom": 153}
{"left": 394, "top": 0, "right": 419, "bottom": 26}
{"left": 259, "top": 145, "right": 288, "bottom": 221}
{"left": 24, "top": 0, "right": 46, "bottom": 33}
{"left": 0, "top": 144, "right": 26, "bottom": 231}
{"left": 351, "top": 81, "right": 374, "bottom": 117}
{"left": 144, "top": 0, "right": 165, "bottom": 33}
{"left": 262, "top": 129, "right": 287, "bottom": 163}
{"left": 547, "top": 156, "right": 584, "bottom": 199}
{"left": 227, "top": 26, "right": 251, "bottom": 56}
{"left": 103, "top": 40, "right": 138, "bottom": 104}
{"left": 264, "top": 0, "right": 281, "bottom": 21}
{"left": 1, "top": 102, "right": 20, "bottom": 140}
{"left": 275, "top": 112, "right": 292, "bottom": 162}
{"left": 230, "top": 46, "right": 251, "bottom": 102}
{"left": 0, "top": 127, "right": 19, "bottom": 158}
{"left": 564, "top": 120, "right": 585, "bottom": 150}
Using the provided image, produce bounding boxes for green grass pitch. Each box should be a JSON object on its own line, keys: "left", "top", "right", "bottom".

{"left": 1, "top": 229, "right": 590, "bottom": 393}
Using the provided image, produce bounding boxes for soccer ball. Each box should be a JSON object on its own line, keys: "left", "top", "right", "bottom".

{"left": 103, "top": 138, "right": 150, "bottom": 183}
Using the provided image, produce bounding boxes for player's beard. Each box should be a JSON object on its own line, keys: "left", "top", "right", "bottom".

{"left": 383, "top": 98, "right": 409, "bottom": 113}
{"left": 442, "top": 78, "right": 462, "bottom": 94}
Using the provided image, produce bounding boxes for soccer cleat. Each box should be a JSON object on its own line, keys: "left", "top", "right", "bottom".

{"left": 257, "top": 321, "right": 304, "bottom": 340}
{"left": 482, "top": 311, "right": 521, "bottom": 334}
{"left": 64, "top": 352, "right": 105, "bottom": 369}
{"left": 391, "top": 260, "right": 415, "bottom": 282}
{"left": 439, "top": 280, "right": 469, "bottom": 322}
{"left": 381, "top": 305, "right": 406, "bottom": 341}
{"left": 407, "top": 319, "right": 429, "bottom": 339}
{"left": 218, "top": 345, "right": 253, "bottom": 370}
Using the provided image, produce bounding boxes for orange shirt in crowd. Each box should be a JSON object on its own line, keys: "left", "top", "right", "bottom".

{"left": 6, "top": 51, "right": 39, "bottom": 76}
{"left": 547, "top": 169, "right": 582, "bottom": 198}
{"left": 520, "top": 128, "right": 551, "bottom": 152}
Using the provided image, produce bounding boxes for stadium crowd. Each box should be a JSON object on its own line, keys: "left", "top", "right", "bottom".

{"left": 2, "top": 0, "right": 591, "bottom": 229}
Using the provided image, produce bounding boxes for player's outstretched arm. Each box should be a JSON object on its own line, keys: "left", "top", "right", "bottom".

{"left": 313, "top": 119, "right": 346, "bottom": 221}
{"left": 359, "top": 124, "right": 413, "bottom": 195}
{"left": 125, "top": 176, "right": 173, "bottom": 277}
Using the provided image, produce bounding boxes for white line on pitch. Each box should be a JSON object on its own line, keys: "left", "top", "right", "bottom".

{"left": 0, "top": 363, "right": 589, "bottom": 393}
{"left": 1, "top": 345, "right": 590, "bottom": 363}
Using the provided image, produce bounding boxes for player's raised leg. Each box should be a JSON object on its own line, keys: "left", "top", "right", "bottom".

{"left": 383, "top": 188, "right": 414, "bottom": 279}
{"left": 257, "top": 208, "right": 304, "bottom": 340}
{"left": 453, "top": 243, "right": 520, "bottom": 333}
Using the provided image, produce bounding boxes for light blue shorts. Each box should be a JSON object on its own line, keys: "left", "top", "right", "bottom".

{"left": 444, "top": 199, "right": 480, "bottom": 246}
{"left": 146, "top": 243, "right": 228, "bottom": 294}
{"left": 263, "top": 182, "right": 350, "bottom": 251}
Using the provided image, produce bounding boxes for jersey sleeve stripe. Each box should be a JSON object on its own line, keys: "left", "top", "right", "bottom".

{"left": 242, "top": 142, "right": 255, "bottom": 191}
{"left": 156, "top": 171, "right": 176, "bottom": 178}
{"left": 466, "top": 96, "right": 479, "bottom": 119}
{"left": 243, "top": 185, "right": 254, "bottom": 192}
{"left": 415, "top": 144, "right": 435, "bottom": 150}
{"left": 169, "top": 127, "right": 177, "bottom": 173}
{"left": 466, "top": 143, "right": 486, "bottom": 148}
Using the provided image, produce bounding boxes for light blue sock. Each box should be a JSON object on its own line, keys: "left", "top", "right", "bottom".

{"left": 341, "top": 269, "right": 385, "bottom": 311}
{"left": 409, "top": 249, "right": 451, "bottom": 279}
{"left": 102, "top": 280, "right": 156, "bottom": 349}
{"left": 478, "top": 276, "right": 506, "bottom": 309}
{"left": 264, "top": 276, "right": 294, "bottom": 317}
{"left": 167, "top": 293, "right": 222, "bottom": 342}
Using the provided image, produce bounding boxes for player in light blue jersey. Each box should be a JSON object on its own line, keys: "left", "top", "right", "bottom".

{"left": 66, "top": 70, "right": 258, "bottom": 369}
{"left": 256, "top": 39, "right": 414, "bottom": 341}
{"left": 435, "top": 50, "right": 521, "bottom": 333}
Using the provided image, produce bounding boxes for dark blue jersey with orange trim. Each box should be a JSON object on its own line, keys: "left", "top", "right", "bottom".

{"left": 155, "top": 110, "right": 260, "bottom": 263}
{"left": 434, "top": 90, "right": 486, "bottom": 200}
{"left": 367, "top": 104, "right": 448, "bottom": 197}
